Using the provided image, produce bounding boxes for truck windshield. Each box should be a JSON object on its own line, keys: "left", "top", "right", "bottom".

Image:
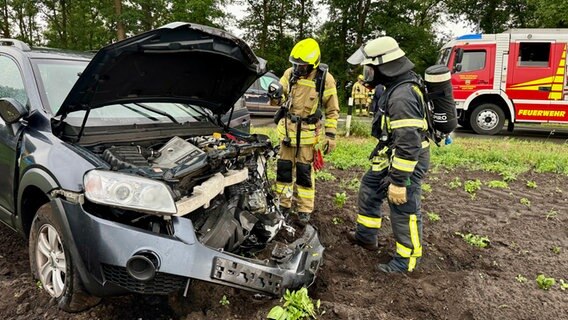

{"left": 437, "top": 48, "right": 452, "bottom": 66}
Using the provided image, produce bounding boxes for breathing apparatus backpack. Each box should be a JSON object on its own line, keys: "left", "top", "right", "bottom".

{"left": 374, "top": 65, "right": 457, "bottom": 146}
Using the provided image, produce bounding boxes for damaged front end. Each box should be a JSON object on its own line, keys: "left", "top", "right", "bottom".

{"left": 69, "top": 133, "right": 324, "bottom": 296}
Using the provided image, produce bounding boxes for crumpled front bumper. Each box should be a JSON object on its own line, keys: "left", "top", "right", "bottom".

{"left": 54, "top": 198, "right": 324, "bottom": 297}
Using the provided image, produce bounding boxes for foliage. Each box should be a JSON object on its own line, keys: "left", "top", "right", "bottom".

{"left": 464, "top": 179, "right": 482, "bottom": 197}
{"left": 536, "top": 274, "right": 556, "bottom": 290}
{"left": 551, "top": 246, "right": 561, "bottom": 255}
{"left": 346, "top": 119, "right": 372, "bottom": 138}
{"left": 344, "top": 178, "right": 360, "bottom": 191}
{"left": 520, "top": 197, "right": 531, "bottom": 207}
{"left": 427, "top": 211, "right": 440, "bottom": 222}
{"left": 526, "top": 180, "right": 537, "bottom": 189}
{"left": 515, "top": 274, "right": 527, "bottom": 283}
{"left": 333, "top": 192, "right": 348, "bottom": 208}
{"left": 315, "top": 170, "right": 336, "bottom": 181}
{"left": 422, "top": 183, "right": 432, "bottom": 193}
{"left": 332, "top": 217, "right": 343, "bottom": 225}
{"left": 267, "top": 288, "right": 320, "bottom": 320}
{"left": 560, "top": 279, "right": 568, "bottom": 291}
{"left": 219, "top": 295, "right": 230, "bottom": 306}
{"left": 487, "top": 180, "right": 509, "bottom": 189}
{"left": 456, "top": 232, "right": 490, "bottom": 248}
{"left": 545, "top": 209, "right": 559, "bottom": 220}
{"left": 448, "top": 177, "right": 462, "bottom": 190}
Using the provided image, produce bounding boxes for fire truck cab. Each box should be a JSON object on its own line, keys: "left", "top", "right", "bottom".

{"left": 439, "top": 29, "right": 568, "bottom": 135}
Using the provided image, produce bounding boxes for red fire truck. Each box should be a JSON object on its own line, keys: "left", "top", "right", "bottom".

{"left": 438, "top": 29, "right": 568, "bottom": 135}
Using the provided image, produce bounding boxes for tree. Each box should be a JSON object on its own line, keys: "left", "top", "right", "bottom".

{"left": 531, "top": 0, "right": 568, "bottom": 28}
{"left": 444, "top": 0, "right": 537, "bottom": 33}
{"left": 1, "top": 0, "right": 10, "bottom": 37}
{"left": 114, "top": 0, "right": 125, "bottom": 40}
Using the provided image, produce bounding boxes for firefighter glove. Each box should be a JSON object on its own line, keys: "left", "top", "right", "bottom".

{"left": 324, "top": 138, "right": 336, "bottom": 155}
{"left": 388, "top": 184, "right": 407, "bottom": 205}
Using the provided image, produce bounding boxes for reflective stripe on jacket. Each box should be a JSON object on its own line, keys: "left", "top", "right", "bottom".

{"left": 277, "top": 67, "right": 340, "bottom": 145}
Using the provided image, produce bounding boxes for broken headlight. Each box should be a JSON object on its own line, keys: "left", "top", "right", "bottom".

{"left": 84, "top": 170, "right": 177, "bottom": 215}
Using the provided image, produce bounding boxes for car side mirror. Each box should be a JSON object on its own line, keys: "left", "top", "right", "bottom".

{"left": 453, "top": 63, "right": 462, "bottom": 73}
{"left": 454, "top": 48, "right": 464, "bottom": 64}
{"left": 0, "top": 98, "right": 28, "bottom": 124}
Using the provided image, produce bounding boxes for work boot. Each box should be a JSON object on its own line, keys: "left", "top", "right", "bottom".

{"left": 346, "top": 232, "right": 378, "bottom": 251}
{"left": 376, "top": 261, "right": 405, "bottom": 273}
{"left": 298, "top": 212, "right": 311, "bottom": 225}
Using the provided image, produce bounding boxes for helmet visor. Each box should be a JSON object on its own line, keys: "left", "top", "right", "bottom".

{"left": 347, "top": 46, "right": 366, "bottom": 65}
{"left": 363, "top": 65, "right": 375, "bottom": 83}
{"left": 292, "top": 62, "right": 310, "bottom": 77}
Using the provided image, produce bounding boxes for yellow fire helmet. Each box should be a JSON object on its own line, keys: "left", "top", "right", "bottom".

{"left": 289, "top": 38, "right": 320, "bottom": 68}
{"left": 358, "top": 74, "right": 364, "bottom": 80}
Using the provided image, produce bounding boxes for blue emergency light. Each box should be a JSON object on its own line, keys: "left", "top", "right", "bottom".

{"left": 456, "top": 34, "right": 482, "bottom": 40}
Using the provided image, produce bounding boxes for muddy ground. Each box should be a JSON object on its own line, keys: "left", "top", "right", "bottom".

{"left": 0, "top": 167, "right": 566, "bottom": 320}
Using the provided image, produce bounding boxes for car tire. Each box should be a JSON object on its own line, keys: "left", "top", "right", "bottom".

{"left": 469, "top": 103, "right": 505, "bottom": 135}
{"left": 29, "top": 203, "right": 101, "bottom": 312}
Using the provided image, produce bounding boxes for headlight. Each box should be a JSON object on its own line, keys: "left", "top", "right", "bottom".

{"left": 84, "top": 170, "right": 177, "bottom": 215}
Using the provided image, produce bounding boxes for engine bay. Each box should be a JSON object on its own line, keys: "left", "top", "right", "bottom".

{"left": 91, "top": 133, "right": 290, "bottom": 255}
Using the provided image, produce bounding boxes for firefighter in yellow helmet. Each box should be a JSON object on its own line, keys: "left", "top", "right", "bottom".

{"left": 352, "top": 74, "right": 369, "bottom": 116}
{"left": 268, "top": 38, "right": 340, "bottom": 224}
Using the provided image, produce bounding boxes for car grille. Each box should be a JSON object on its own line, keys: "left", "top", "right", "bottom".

{"left": 102, "top": 264, "right": 186, "bottom": 295}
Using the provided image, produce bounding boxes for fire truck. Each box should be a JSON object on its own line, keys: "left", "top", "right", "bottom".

{"left": 438, "top": 29, "right": 568, "bottom": 135}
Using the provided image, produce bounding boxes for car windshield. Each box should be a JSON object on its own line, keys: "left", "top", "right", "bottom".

{"left": 437, "top": 47, "right": 452, "bottom": 66}
{"left": 32, "top": 59, "right": 211, "bottom": 127}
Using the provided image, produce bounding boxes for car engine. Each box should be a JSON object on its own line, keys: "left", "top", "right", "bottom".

{"left": 97, "top": 133, "right": 287, "bottom": 254}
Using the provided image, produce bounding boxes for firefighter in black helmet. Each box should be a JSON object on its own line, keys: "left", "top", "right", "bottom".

{"left": 346, "top": 36, "right": 430, "bottom": 273}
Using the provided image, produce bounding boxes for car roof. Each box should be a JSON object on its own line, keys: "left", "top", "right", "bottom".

{"left": 26, "top": 48, "right": 94, "bottom": 61}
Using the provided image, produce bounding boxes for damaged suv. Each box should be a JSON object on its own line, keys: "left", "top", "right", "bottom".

{"left": 0, "top": 22, "right": 323, "bottom": 312}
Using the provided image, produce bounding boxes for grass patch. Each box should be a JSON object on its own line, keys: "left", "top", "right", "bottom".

{"left": 251, "top": 127, "right": 568, "bottom": 176}
{"left": 456, "top": 232, "right": 490, "bottom": 248}
{"left": 487, "top": 180, "right": 509, "bottom": 189}
{"left": 427, "top": 211, "right": 440, "bottom": 222}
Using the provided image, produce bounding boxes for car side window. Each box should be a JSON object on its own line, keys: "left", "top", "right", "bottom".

{"left": 457, "top": 50, "right": 486, "bottom": 73}
{"left": 0, "top": 55, "right": 28, "bottom": 106}
{"left": 259, "top": 76, "right": 275, "bottom": 91}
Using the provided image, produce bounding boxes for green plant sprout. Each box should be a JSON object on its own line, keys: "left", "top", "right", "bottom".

{"left": 515, "top": 274, "right": 528, "bottom": 283}
{"left": 448, "top": 177, "right": 462, "bottom": 190}
{"left": 267, "top": 288, "right": 321, "bottom": 320}
{"left": 427, "top": 211, "right": 440, "bottom": 222}
{"left": 487, "top": 180, "right": 509, "bottom": 189}
{"left": 464, "top": 179, "right": 482, "bottom": 199}
{"left": 219, "top": 295, "right": 230, "bottom": 306}
{"left": 334, "top": 192, "right": 348, "bottom": 208}
{"left": 536, "top": 274, "right": 556, "bottom": 290}
{"left": 520, "top": 198, "right": 531, "bottom": 207}
{"left": 455, "top": 232, "right": 490, "bottom": 248}
{"left": 332, "top": 217, "right": 343, "bottom": 225}
{"left": 526, "top": 180, "right": 538, "bottom": 188}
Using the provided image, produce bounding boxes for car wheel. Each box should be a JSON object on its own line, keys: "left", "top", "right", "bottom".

{"left": 469, "top": 103, "right": 505, "bottom": 135}
{"left": 29, "top": 203, "right": 100, "bottom": 312}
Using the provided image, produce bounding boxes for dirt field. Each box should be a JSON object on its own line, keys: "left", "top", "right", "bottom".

{"left": 0, "top": 167, "right": 566, "bottom": 320}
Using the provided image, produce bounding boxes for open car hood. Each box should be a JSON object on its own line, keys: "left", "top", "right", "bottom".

{"left": 56, "top": 22, "right": 266, "bottom": 117}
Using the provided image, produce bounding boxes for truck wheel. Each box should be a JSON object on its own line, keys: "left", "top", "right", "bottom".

{"left": 470, "top": 103, "right": 505, "bottom": 135}
{"left": 29, "top": 203, "right": 100, "bottom": 312}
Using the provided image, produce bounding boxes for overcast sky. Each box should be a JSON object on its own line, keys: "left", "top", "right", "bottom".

{"left": 225, "top": 4, "right": 476, "bottom": 43}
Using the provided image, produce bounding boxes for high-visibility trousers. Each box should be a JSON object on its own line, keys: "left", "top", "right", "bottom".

{"left": 274, "top": 143, "right": 315, "bottom": 214}
{"left": 355, "top": 146, "right": 429, "bottom": 272}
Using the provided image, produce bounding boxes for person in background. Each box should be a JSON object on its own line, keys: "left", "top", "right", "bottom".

{"left": 351, "top": 74, "right": 369, "bottom": 116}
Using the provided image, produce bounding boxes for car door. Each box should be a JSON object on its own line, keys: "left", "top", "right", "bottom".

{"left": 450, "top": 44, "right": 495, "bottom": 101}
{"left": 0, "top": 54, "right": 28, "bottom": 224}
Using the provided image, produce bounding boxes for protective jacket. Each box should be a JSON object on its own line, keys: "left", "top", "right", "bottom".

{"left": 276, "top": 67, "right": 339, "bottom": 145}
{"left": 351, "top": 80, "right": 368, "bottom": 103}
{"left": 371, "top": 72, "right": 429, "bottom": 186}
{"left": 355, "top": 72, "right": 430, "bottom": 273}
